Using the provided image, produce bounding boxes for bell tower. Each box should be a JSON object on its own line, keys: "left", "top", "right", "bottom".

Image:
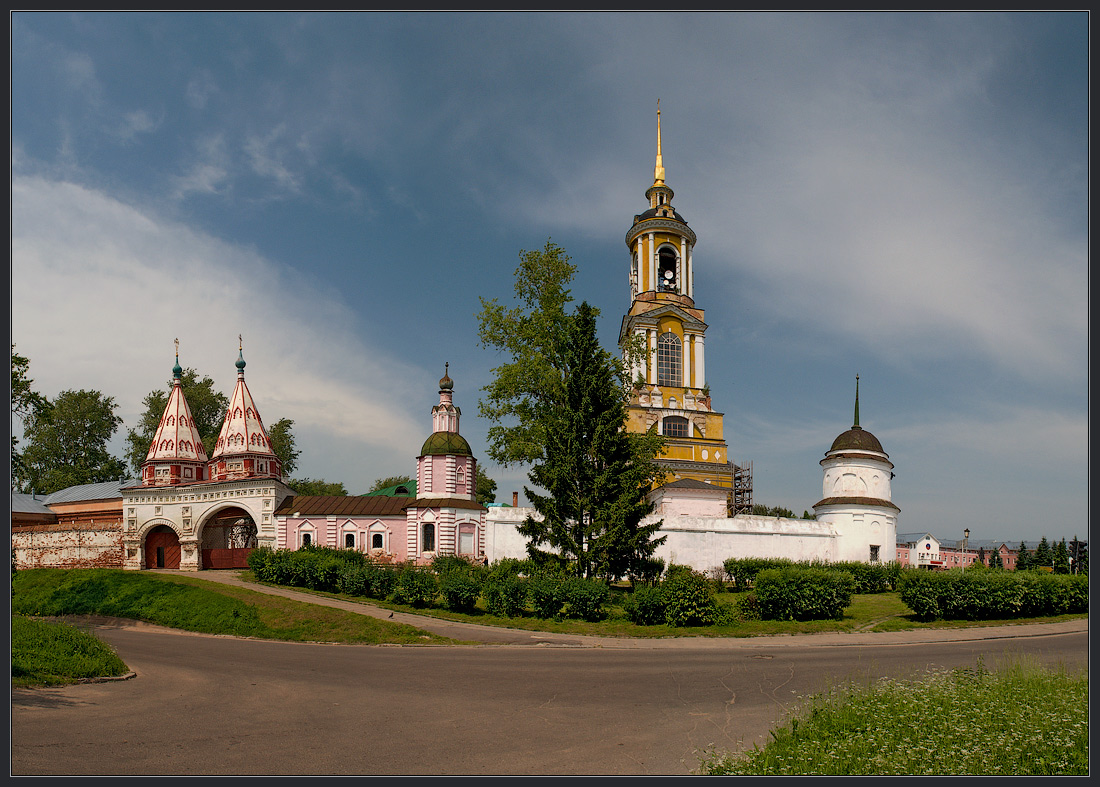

{"left": 619, "top": 103, "right": 751, "bottom": 513}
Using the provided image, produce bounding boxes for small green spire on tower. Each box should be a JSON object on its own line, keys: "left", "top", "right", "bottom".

{"left": 172, "top": 337, "right": 182, "bottom": 379}
{"left": 236, "top": 334, "right": 246, "bottom": 372}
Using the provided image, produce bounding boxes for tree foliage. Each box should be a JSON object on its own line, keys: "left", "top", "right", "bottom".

{"left": 267, "top": 417, "right": 299, "bottom": 477}
{"left": 475, "top": 465, "right": 497, "bottom": 507}
{"left": 19, "top": 389, "right": 128, "bottom": 494}
{"left": 369, "top": 475, "right": 414, "bottom": 493}
{"left": 1052, "top": 538, "right": 1071, "bottom": 574}
{"left": 289, "top": 478, "right": 349, "bottom": 496}
{"left": 517, "top": 301, "right": 665, "bottom": 580}
{"left": 11, "top": 345, "right": 48, "bottom": 488}
{"left": 125, "top": 368, "right": 229, "bottom": 473}
{"left": 476, "top": 240, "right": 578, "bottom": 466}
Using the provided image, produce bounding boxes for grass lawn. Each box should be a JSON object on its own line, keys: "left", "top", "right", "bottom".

{"left": 11, "top": 568, "right": 457, "bottom": 649}
{"left": 697, "top": 658, "right": 1089, "bottom": 775}
{"left": 12, "top": 615, "right": 130, "bottom": 687}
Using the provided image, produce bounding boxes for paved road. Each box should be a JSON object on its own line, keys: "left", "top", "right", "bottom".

{"left": 11, "top": 571, "right": 1089, "bottom": 776}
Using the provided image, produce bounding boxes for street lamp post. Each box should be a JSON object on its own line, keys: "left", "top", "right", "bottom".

{"left": 963, "top": 528, "right": 970, "bottom": 566}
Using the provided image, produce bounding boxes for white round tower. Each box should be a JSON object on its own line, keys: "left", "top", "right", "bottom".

{"left": 813, "top": 376, "right": 899, "bottom": 563}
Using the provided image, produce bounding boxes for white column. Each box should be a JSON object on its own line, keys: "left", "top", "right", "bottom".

{"left": 648, "top": 232, "right": 656, "bottom": 294}
{"left": 694, "top": 334, "right": 705, "bottom": 389}
{"left": 681, "top": 333, "right": 691, "bottom": 388}
{"left": 680, "top": 237, "right": 688, "bottom": 297}
{"left": 642, "top": 330, "right": 651, "bottom": 385}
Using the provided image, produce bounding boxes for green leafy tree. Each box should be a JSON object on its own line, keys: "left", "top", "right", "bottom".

{"left": 990, "top": 547, "right": 1004, "bottom": 570}
{"left": 369, "top": 475, "right": 414, "bottom": 493}
{"left": 289, "top": 478, "right": 349, "bottom": 496}
{"left": 476, "top": 240, "right": 579, "bottom": 466}
{"left": 19, "top": 389, "right": 128, "bottom": 494}
{"left": 1015, "top": 542, "right": 1031, "bottom": 571}
{"left": 518, "top": 302, "right": 665, "bottom": 580}
{"left": 475, "top": 465, "right": 497, "bottom": 507}
{"left": 752, "top": 504, "right": 796, "bottom": 518}
{"left": 125, "top": 368, "right": 230, "bottom": 473}
{"left": 1052, "top": 538, "right": 1070, "bottom": 574}
{"left": 1032, "top": 537, "right": 1052, "bottom": 570}
{"left": 267, "top": 417, "right": 299, "bottom": 477}
{"left": 11, "top": 346, "right": 48, "bottom": 489}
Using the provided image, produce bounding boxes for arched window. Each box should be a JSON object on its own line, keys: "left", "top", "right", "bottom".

{"left": 663, "top": 416, "right": 689, "bottom": 438}
{"left": 657, "top": 332, "right": 682, "bottom": 387}
{"left": 372, "top": 533, "right": 383, "bottom": 550}
{"left": 301, "top": 532, "right": 312, "bottom": 547}
{"left": 422, "top": 522, "right": 435, "bottom": 552}
{"left": 657, "top": 246, "right": 678, "bottom": 292}
{"left": 345, "top": 532, "right": 355, "bottom": 549}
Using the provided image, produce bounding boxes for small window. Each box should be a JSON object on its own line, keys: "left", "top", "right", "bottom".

{"left": 345, "top": 532, "right": 355, "bottom": 549}
{"left": 372, "top": 533, "right": 383, "bottom": 550}
{"left": 301, "top": 532, "right": 312, "bottom": 547}
{"left": 869, "top": 545, "right": 880, "bottom": 563}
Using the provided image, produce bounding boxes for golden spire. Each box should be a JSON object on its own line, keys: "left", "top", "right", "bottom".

{"left": 653, "top": 99, "right": 665, "bottom": 186}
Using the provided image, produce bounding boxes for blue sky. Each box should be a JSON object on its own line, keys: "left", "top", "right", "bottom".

{"left": 11, "top": 12, "right": 1088, "bottom": 545}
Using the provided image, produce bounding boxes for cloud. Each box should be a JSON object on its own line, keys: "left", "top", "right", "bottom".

{"left": 11, "top": 174, "right": 425, "bottom": 481}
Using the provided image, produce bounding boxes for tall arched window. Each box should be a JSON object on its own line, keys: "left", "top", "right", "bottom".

{"left": 663, "top": 416, "right": 689, "bottom": 438}
{"left": 422, "top": 522, "right": 435, "bottom": 552}
{"left": 657, "top": 332, "right": 682, "bottom": 387}
{"left": 657, "top": 246, "right": 678, "bottom": 292}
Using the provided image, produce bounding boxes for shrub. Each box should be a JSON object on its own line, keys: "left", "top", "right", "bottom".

{"left": 337, "top": 564, "right": 369, "bottom": 597}
{"left": 562, "top": 577, "right": 611, "bottom": 622}
{"left": 662, "top": 567, "right": 717, "bottom": 626}
{"left": 631, "top": 556, "right": 665, "bottom": 586}
{"left": 722, "top": 557, "right": 795, "bottom": 591}
{"left": 624, "top": 584, "right": 667, "bottom": 626}
{"left": 528, "top": 573, "right": 567, "bottom": 619}
{"left": 483, "top": 574, "right": 527, "bottom": 617}
{"left": 755, "top": 567, "right": 856, "bottom": 621}
{"left": 899, "top": 569, "right": 1088, "bottom": 621}
{"left": 439, "top": 569, "right": 481, "bottom": 613}
{"left": 393, "top": 566, "right": 438, "bottom": 607}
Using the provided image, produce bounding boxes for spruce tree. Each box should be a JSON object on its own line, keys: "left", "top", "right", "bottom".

{"left": 519, "top": 302, "right": 665, "bottom": 580}
{"left": 1015, "top": 542, "right": 1031, "bottom": 571}
{"left": 1032, "top": 537, "right": 1053, "bottom": 570}
{"left": 1052, "top": 538, "right": 1071, "bottom": 574}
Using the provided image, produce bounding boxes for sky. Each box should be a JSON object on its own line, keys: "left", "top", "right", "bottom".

{"left": 10, "top": 12, "right": 1089, "bottom": 545}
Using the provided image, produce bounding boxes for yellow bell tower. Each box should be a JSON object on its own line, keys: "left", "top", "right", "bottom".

{"left": 619, "top": 103, "right": 752, "bottom": 514}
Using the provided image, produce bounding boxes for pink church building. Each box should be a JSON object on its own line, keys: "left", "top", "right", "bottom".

{"left": 274, "top": 364, "right": 486, "bottom": 564}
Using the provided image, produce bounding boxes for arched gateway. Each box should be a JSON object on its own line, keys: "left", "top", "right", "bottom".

{"left": 121, "top": 342, "right": 291, "bottom": 571}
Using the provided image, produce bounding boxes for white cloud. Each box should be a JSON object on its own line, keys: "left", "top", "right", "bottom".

{"left": 11, "top": 174, "right": 424, "bottom": 483}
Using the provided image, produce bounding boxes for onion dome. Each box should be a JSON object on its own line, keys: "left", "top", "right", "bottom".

{"left": 439, "top": 361, "right": 453, "bottom": 391}
{"left": 420, "top": 431, "right": 473, "bottom": 457}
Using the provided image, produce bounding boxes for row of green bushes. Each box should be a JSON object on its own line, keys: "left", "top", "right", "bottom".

{"left": 723, "top": 557, "right": 901, "bottom": 593}
{"left": 898, "top": 569, "right": 1088, "bottom": 621}
{"left": 246, "top": 547, "right": 615, "bottom": 621}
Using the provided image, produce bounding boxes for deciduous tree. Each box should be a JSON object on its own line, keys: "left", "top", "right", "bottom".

{"left": 267, "top": 417, "right": 300, "bottom": 477}
{"left": 20, "top": 389, "right": 128, "bottom": 494}
{"left": 289, "top": 478, "right": 349, "bottom": 496}
{"left": 11, "top": 345, "right": 47, "bottom": 489}
{"left": 125, "top": 368, "right": 229, "bottom": 473}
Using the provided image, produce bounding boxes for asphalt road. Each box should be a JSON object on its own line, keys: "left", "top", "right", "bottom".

{"left": 10, "top": 572, "right": 1089, "bottom": 776}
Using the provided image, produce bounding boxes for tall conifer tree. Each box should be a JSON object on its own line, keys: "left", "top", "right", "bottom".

{"left": 518, "top": 303, "right": 665, "bottom": 580}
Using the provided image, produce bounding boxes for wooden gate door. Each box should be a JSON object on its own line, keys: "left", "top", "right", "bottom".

{"left": 145, "top": 527, "right": 181, "bottom": 569}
